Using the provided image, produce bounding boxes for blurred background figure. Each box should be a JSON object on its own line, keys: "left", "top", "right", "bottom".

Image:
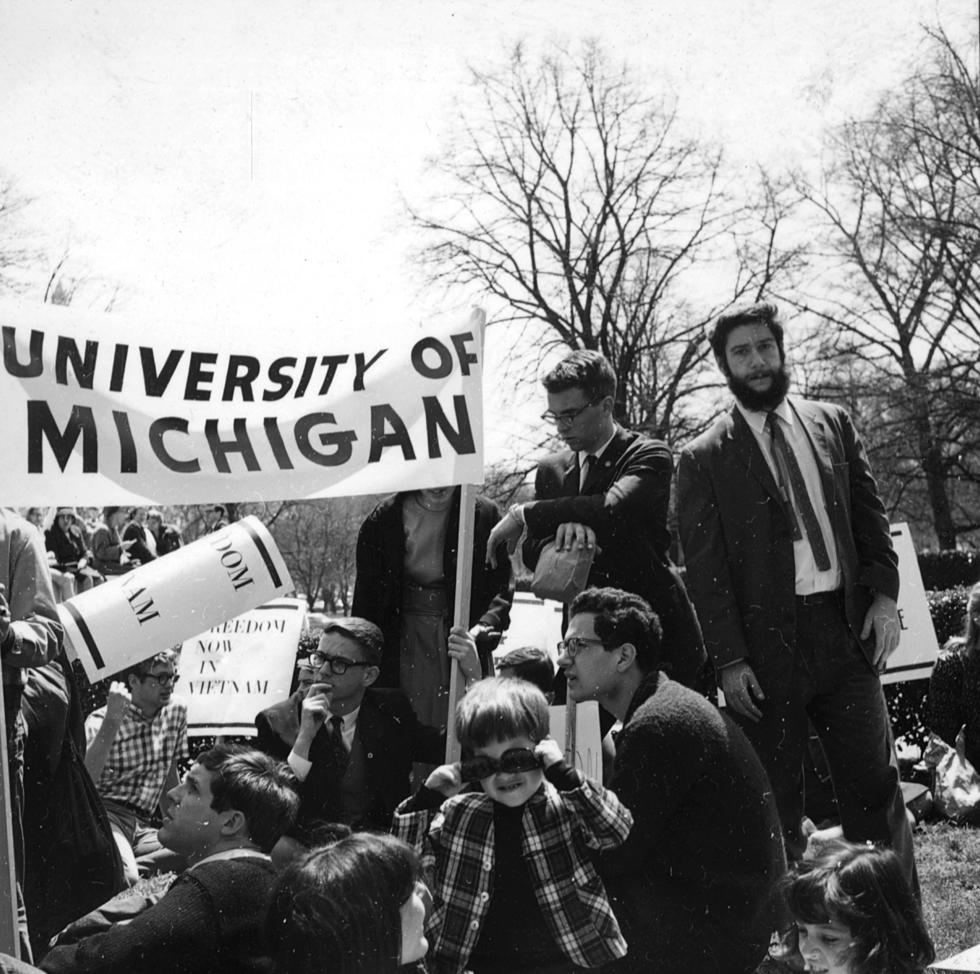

{"left": 122, "top": 508, "right": 157, "bottom": 564}
{"left": 352, "top": 486, "right": 512, "bottom": 727}
{"left": 146, "top": 509, "right": 182, "bottom": 557}
{"left": 44, "top": 508, "right": 102, "bottom": 601}
{"left": 90, "top": 508, "right": 138, "bottom": 577}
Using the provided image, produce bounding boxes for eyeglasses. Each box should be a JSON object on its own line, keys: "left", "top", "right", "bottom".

{"left": 540, "top": 398, "right": 600, "bottom": 428}
{"left": 459, "top": 747, "right": 542, "bottom": 782}
{"left": 309, "top": 653, "right": 373, "bottom": 676}
{"left": 556, "top": 636, "right": 608, "bottom": 658}
{"left": 141, "top": 672, "right": 180, "bottom": 688}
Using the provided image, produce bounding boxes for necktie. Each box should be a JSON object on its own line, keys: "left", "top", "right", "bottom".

{"left": 328, "top": 715, "right": 349, "bottom": 772}
{"left": 580, "top": 454, "right": 596, "bottom": 492}
{"left": 765, "top": 412, "right": 832, "bottom": 571}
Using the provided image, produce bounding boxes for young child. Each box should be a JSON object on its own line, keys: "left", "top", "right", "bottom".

{"left": 392, "top": 676, "right": 632, "bottom": 974}
{"left": 779, "top": 839, "right": 935, "bottom": 974}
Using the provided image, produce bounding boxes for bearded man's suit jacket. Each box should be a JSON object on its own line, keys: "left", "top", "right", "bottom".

{"left": 676, "top": 398, "right": 899, "bottom": 682}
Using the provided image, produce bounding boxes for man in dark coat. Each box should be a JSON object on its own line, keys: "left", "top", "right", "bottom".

{"left": 277, "top": 618, "right": 445, "bottom": 837}
{"left": 487, "top": 349, "right": 707, "bottom": 693}
{"left": 676, "top": 301, "right": 914, "bottom": 887}
{"left": 558, "top": 587, "right": 784, "bottom": 974}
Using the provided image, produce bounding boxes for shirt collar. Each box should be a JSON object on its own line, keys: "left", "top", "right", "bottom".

{"left": 331, "top": 705, "right": 360, "bottom": 730}
{"left": 734, "top": 395, "right": 795, "bottom": 437}
{"left": 578, "top": 427, "right": 617, "bottom": 467}
{"left": 189, "top": 847, "right": 271, "bottom": 872}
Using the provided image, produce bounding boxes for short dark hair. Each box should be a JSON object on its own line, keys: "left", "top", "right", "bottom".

{"left": 541, "top": 349, "right": 616, "bottom": 402}
{"left": 568, "top": 587, "right": 663, "bottom": 674}
{"left": 781, "top": 840, "right": 934, "bottom": 974}
{"left": 496, "top": 646, "right": 555, "bottom": 697}
{"left": 708, "top": 301, "right": 785, "bottom": 366}
{"left": 123, "top": 648, "right": 178, "bottom": 685}
{"left": 456, "top": 676, "right": 549, "bottom": 752}
{"left": 102, "top": 506, "right": 122, "bottom": 521}
{"left": 266, "top": 832, "right": 420, "bottom": 974}
{"left": 194, "top": 744, "right": 299, "bottom": 853}
{"left": 322, "top": 618, "right": 384, "bottom": 667}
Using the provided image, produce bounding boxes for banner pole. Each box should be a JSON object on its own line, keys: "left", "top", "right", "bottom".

{"left": 0, "top": 684, "right": 21, "bottom": 957}
{"left": 446, "top": 482, "right": 476, "bottom": 764}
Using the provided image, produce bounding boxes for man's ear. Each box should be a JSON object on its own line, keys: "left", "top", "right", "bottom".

{"left": 614, "top": 642, "right": 638, "bottom": 672}
{"left": 362, "top": 664, "right": 380, "bottom": 689}
{"left": 218, "top": 808, "right": 247, "bottom": 838}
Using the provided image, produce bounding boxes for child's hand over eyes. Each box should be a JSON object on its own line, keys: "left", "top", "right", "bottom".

{"left": 425, "top": 763, "right": 464, "bottom": 797}
{"left": 534, "top": 738, "right": 564, "bottom": 769}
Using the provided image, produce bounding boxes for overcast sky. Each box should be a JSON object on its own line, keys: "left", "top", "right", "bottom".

{"left": 0, "top": 0, "right": 975, "bottom": 458}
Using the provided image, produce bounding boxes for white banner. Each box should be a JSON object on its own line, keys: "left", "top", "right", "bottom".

{"left": 182, "top": 598, "right": 307, "bottom": 737}
{"left": 881, "top": 522, "right": 940, "bottom": 684}
{"left": 0, "top": 300, "right": 485, "bottom": 505}
{"left": 59, "top": 516, "right": 294, "bottom": 681}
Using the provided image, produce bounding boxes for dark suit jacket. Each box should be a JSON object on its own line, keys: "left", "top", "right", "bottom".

{"left": 676, "top": 398, "right": 899, "bottom": 677}
{"left": 352, "top": 489, "right": 513, "bottom": 685}
{"left": 282, "top": 687, "right": 445, "bottom": 833}
{"left": 522, "top": 426, "right": 708, "bottom": 691}
{"left": 122, "top": 521, "right": 156, "bottom": 564}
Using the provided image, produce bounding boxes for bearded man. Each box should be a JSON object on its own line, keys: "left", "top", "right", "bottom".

{"left": 676, "top": 301, "right": 916, "bottom": 890}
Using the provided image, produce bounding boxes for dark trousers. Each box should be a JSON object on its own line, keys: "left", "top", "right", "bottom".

{"left": 731, "top": 597, "right": 916, "bottom": 891}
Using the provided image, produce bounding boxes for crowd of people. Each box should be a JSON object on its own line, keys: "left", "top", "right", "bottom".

{"left": 2, "top": 299, "right": 969, "bottom": 972}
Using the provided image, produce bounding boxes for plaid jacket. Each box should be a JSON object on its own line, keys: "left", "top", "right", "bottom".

{"left": 393, "top": 770, "right": 632, "bottom": 974}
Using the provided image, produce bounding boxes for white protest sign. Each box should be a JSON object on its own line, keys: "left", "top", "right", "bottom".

{"left": 880, "top": 522, "right": 940, "bottom": 684}
{"left": 182, "top": 598, "right": 307, "bottom": 737}
{"left": 59, "top": 516, "right": 293, "bottom": 682}
{"left": 494, "top": 592, "right": 565, "bottom": 662}
{"left": 0, "top": 300, "right": 485, "bottom": 505}
{"left": 547, "top": 700, "right": 603, "bottom": 782}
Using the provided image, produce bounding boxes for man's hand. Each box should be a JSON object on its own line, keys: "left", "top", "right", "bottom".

{"left": 299, "top": 683, "right": 333, "bottom": 734}
{"left": 860, "top": 593, "right": 901, "bottom": 670}
{"left": 554, "top": 522, "right": 598, "bottom": 553}
{"left": 534, "top": 737, "right": 564, "bottom": 769}
{"left": 104, "top": 682, "right": 132, "bottom": 722}
{"left": 425, "top": 763, "right": 463, "bottom": 797}
{"left": 486, "top": 508, "right": 523, "bottom": 568}
{"left": 719, "top": 660, "right": 766, "bottom": 722}
{"left": 448, "top": 626, "right": 482, "bottom": 683}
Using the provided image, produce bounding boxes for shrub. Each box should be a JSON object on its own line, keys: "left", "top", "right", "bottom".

{"left": 917, "top": 550, "right": 980, "bottom": 591}
{"left": 926, "top": 586, "right": 970, "bottom": 646}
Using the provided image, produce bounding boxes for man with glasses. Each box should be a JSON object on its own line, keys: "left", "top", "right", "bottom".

{"left": 487, "top": 349, "right": 707, "bottom": 693}
{"left": 558, "top": 587, "right": 784, "bottom": 974}
{"left": 84, "top": 649, "right": 188, "bottom": 885}
{"left": 281, "top": 618, "right": 447, "bottom": 845}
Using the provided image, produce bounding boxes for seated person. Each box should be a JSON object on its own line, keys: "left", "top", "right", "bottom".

{"left": 277, "top": 618, "right": 457, "bottom": 856}
{"left": 254, "top": 632, "right": 321, "bottom": 761}
{"left": 926, "top": 581, "right": 980, "bottom": 772}
{"left": 146, "top": 510, "right": 182, "bottom": 557}
{"left": 44, "top": 508, "right": 102, "bottom": 599}
{"left": 26, "top": 745, "right": 300, "bottom": 974}
{"left": 393, "top": 676, "right": 632, "bottom": 973}
{"left": 121, "top": 509, "right": 156, "bottom": 564}
{"left": 89, "top": 508, "right": 138, "bottom": 576}
{"left": 495, "top": 645, "right": 555, "bottom": 702}
{"left": 84, "top": 651, "right": 188, "bottom": 885}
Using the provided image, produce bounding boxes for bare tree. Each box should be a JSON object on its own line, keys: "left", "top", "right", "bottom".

{"left": 795, "top": 27, "right": 980, "bottom": 548}
{"left": 411, "top": 43, "right": 798, "bottom": 445}
{"left": 0, "top": 174, "right": 41, "bottom": 294}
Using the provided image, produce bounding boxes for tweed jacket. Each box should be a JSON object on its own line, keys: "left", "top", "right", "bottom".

{"left": 393, "top": 769, "right": 632, "bottom": 974}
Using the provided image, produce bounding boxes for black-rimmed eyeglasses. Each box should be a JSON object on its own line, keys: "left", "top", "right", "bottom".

{"left": 309, "top": 653, "right": 373, "bottom": 676}
{"left": 540, "top": 398, "right": 600, "bottom": 428}
{"left": 141, "top": 672, "right": 180, "bottom": 688}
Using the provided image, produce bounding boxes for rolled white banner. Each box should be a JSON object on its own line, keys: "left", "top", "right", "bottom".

{"left": 59, "top": 515, "right": 293, "bottom": 682}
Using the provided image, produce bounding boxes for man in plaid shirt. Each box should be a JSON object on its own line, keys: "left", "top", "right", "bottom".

{"left": 393, "top": 675, "right": 632, "bottom": 974}
{"left": 85, "top": 649, "right": 188, "bottom": 885}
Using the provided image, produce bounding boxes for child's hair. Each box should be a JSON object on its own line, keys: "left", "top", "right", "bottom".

{"left": 265, "top": 832, "right": 420, "bottom": 974}
{"left": 782, "top": 840, "right": 934, "bottom": 974}
{"left": 456, "top": 676, "right": 549, "bottom": 752}
{"left": 496, "top": 646, "right": 555, "bottom": 697}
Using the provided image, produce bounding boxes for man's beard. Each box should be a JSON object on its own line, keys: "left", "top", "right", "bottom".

{"left": 726, "top": 363, "right": 791, "bottom": 411}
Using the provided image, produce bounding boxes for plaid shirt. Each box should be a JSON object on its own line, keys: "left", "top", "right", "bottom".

{"left": 85, "top": 697, "right": 189, "bottom": 819}
{"left": 393, "top": 770, "right": 631, "bottom": 974}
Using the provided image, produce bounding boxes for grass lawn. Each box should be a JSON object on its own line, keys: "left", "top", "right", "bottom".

{"left": 916, "top": 820, "right": 980, "bottom": 964}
